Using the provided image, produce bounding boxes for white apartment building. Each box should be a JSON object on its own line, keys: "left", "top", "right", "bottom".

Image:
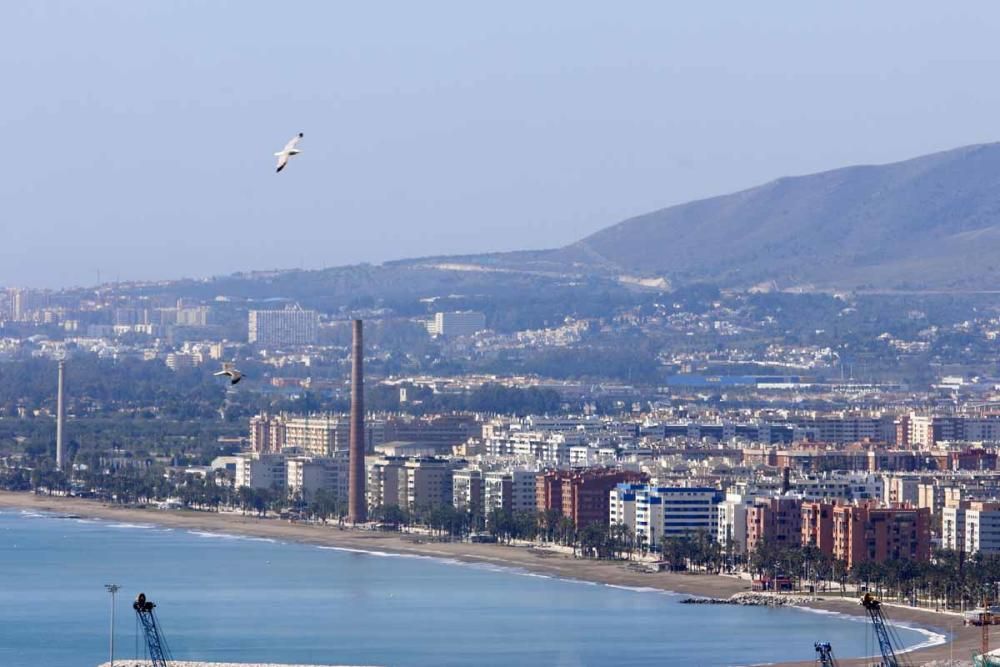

{"left": 796, "top": 472, "right": 882, "bottom": 503}
{"left": 610, "top": 484, "right": 724, "bottom": 550}
{"left": 251, "top": 413, "right": 387, "bottom": 456}
{"left": 452, "top": 468, "right": 484, "bottom": 514}
{"left": 717, "top": 493, "right": 752, "bottom": 555}
{"left": 366, "top": 456, "right": 454, "bottom": 511}
{"left": 484, "top": 431, "right": 583, "bottom": 465}
{"left": 425, "top": 311, "right": 486, "bottom": 338}
{"left": 248, "top": 307, "right": 319, "bottom": 347}
{"left": 235, "top": 452, "right": 287, "bottom": 491}
{"left": 942, "top": 501, "right": 967, "bottom": 552}
{"left": 367, "top": 456, "right": 406, "bottom": 510}
{"left": 403, "top": 458, "right": 454, "bottom": 510}
{"left": 285, "top": 455, "right": 349, "bottom": 502}
{"left": 568, "top": 445, "right": 618, "bottom": 468}
{"left": 965, "top": 501, "right": 1000, "bottom": 555}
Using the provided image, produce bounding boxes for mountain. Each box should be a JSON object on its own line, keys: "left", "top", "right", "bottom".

{"left": 475, "top": 142, "right": 1000, "bottom": 291}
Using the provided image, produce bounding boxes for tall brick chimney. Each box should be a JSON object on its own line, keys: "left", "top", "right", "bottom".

{"left": 348, "top": 319, "right": 367, "bottom": 523}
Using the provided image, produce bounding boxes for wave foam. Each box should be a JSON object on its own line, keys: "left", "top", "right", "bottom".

{"left": 791, "top": 604, "right": 947, "bottom": 655}
{"left": 188, "top": 530, "right": 278, "bottom": 544}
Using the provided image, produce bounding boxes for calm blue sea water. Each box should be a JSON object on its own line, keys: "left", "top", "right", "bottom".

{"left": 0, "top": 510, "right": 942, "bottom": 667}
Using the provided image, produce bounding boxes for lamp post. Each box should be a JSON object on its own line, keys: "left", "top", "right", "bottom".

{"left": 104, "top": 584, "right": 120, "bottom": 667}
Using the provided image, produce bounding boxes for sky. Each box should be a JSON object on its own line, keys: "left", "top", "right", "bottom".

{"left": 4, "top": 2, "right": 1000, "bottom": 288}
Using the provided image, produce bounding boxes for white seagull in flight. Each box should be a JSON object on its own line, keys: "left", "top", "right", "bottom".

{"left": 274, "top": 132, "right": 304, "bottom": 173}
{"left": 214, "top": 363, "right": 244, "bottom": 385}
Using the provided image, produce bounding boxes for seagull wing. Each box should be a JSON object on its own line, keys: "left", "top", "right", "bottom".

{"left": 276, "top": 153, "right": 289, "bottom": 173}
{"left": 213, "top": 370, "right": 228, "bottom": 376}
{"left": 283, "top": 133, "right": 303, "bottom": 152}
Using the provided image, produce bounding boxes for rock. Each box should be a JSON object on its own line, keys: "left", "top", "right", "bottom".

{"left": 679, "top": 592, "right": 813, "bottom": 607}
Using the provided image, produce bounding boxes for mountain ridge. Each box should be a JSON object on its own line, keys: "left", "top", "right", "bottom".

{"left": 558, "top": 141, "right": 1000, "bottom": 289}
{"left": 396, "top": 142, "right": 1000, "bottom": 291}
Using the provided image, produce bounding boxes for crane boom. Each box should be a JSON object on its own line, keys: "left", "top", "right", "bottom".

{"left": 861, "top": 593, "right": 900, "bottom": 667}
{"left": 133, "top": 592, "right": 170, "bottom": 667}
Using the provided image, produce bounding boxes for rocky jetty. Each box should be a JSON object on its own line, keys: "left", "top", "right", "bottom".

{"left": 680, "top": 592, "right": 814, "bottom": 607}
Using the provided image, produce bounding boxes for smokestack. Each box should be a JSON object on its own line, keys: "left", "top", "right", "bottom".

{"left": 56, "top": 360, "right": 65, "bottom": 469}
{"left": 348, "top": 320, "right": 367, "bottom": 523}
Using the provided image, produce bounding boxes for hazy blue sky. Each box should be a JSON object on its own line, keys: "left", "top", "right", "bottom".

{"left": 4, "top": 2, "right": 1000, "bottom": 287}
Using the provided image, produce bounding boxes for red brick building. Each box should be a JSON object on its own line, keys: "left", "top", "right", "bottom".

{"left": 832, "top": 505, "right": 930, "bottom": 568}
{"left": 747, "top": 497, "right": 802, "bottom": 554}
{"left": 801, "top": 502, "right": 835, "bottom": 556}
{"left": 536, "top": 468, "right": 647, "bottom": 528}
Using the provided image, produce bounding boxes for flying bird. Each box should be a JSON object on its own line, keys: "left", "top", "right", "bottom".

{"left": 214, "top": 363, "right": 244, "bottom": 385}
{"left": 274, "top": 132, "right": 304, "bottom": 173}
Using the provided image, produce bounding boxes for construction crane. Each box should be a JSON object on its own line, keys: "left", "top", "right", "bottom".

{"left": 133, "top": 592, "right": 171, "bottom": 667}
{"left": 860, "top": 593, "right": 905, "bottom": 667}
{"left": 814, "top": 641, "right": 838, "bottom": 666}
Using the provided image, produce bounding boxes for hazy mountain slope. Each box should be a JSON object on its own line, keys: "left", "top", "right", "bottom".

{"left": 557, "top": 142, "right": 1000, "bottom": 289}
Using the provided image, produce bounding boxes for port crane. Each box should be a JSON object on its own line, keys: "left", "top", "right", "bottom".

{"left": 860, "top": 593, "right": 909, "bottom": 667}
{"left": 814, "top": 641, "right": 838, "bottom": 666}
{"left": 133, "top": 592, "right": 171, "bottom": 667}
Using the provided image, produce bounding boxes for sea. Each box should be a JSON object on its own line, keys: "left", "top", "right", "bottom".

{"left": 0, "top": 509, "right": 945, "bottom": 667}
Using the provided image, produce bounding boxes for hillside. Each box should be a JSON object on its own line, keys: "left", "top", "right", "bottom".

{"left": 553, "top": 142, "right": 1000, "bottom": 290}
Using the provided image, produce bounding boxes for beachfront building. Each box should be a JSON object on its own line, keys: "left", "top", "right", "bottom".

{"left": 453, "top": 468, "right": 484, "bottom": 516}
{"left": 285, "top": 454, "right": 349, "bottom": 502}
{"left": 747, "top": 497, "right": 803, "bottom": 554}
{"left": 234, "top": 452, "right": 287, "bottom": 491}
{"left": 832, "top": 505, "right": 931, "bottom": 568}
{"left": 539, "top": 468, "right": 647, "bottom": 529}
{"left": 717, "top": 493, "right": 752, "bottom": 555}
{"left": 610, "top": 484, "right": 724, "bottom": 550}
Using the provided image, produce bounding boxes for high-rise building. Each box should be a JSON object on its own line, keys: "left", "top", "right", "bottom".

{"left": 962, "top": 501, "right": 1000, "bottom": 555}
{"left": 747, "top": 497, "right": 803, "bottom": 554}
{"left": 248, "top": 413, "right": 387, "bottom": 456}
{"left": 248, "top": 307, "right": 319, "bottom": 346}
{"left": 367, "top": 456, "right": 406, "bottom": 511}
{"left": 942, "top": 500, "right": 969, "bottom": 552}
{"left": 365, "top": 455, "right": 454, "bottom": 512}
{"left": 250, "top": 413, "right": 283, "bottom": 454}
{"left": 801, "top": 502, "right": 836, "bottom": 557}
{"left": 482, "top": 469, "right": 538, "bottom": 516}
{"left": 537, "top": 468, "right": 647, "bottom": 529}
{"left": 453, "top": 468, "right": 485, "bottom": 516}
{"left": 10, "top": 288, "right": 48, "bottom": 322}
{"left": 234, "top": 452, "right": 287, "bottom": 491}
{"left": 176, "top": 305, "right": 210, "bottom": 327}
{"left": 717, "top": 493, "right": 753, "bottom": 555}
{"left": 425, "top": 311, "right": 486, "bottom": 338}
{"left": 285, "top": 455, "right": 349, "bottom": 502}
{"left": 403, "top": 457, "right": 454, "bottom": 510}
{"left": 832, "top": 505, "right": 930, "bottom": 568}
{"left": 610, "top": 484, "right": 724, "bottom": 549}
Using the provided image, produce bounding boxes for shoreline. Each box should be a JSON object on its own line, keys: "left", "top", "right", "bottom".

{"left": 0, "top": 491, "right": 974, "bottom": 666}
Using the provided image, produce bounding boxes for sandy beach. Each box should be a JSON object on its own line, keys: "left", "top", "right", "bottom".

{"left": 0, "top": 491, "right": 977, "bottom": 666}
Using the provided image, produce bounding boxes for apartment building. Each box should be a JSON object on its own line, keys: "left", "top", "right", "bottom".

{"left": 831, "top": 505, "right": 930, "bottom": 568}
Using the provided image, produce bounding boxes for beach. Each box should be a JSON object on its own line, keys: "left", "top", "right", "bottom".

{"left": 0, "top": 491, "right": 974, "bottom": 666}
